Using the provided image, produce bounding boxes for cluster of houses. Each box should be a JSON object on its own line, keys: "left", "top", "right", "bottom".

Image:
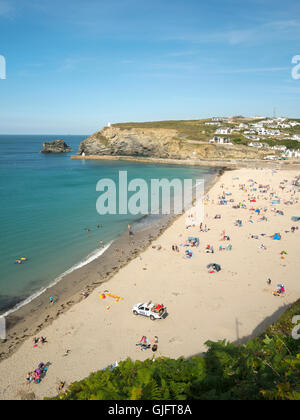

{"left": 206, "top": 116, "right": 300, "bottom": 159}
{"left": 249, "top": 142, "right": 300, "bottom": 159}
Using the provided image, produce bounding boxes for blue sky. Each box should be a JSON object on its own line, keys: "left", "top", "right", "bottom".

{"left": 0, "top": 0, "right": 299, "bottom": 134}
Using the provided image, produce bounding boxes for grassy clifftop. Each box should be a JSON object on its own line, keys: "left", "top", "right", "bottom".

{"left": 113, "top": 119, "right": 221, "bottom": 142}
{"left": 47, "top": 299, "right": 300, "bottom": 401}
{"left": 78, "top": 120, "right": 265, "bottom": 160}
{"left": 113, "top": 118, "right": 300, "bottom": 149}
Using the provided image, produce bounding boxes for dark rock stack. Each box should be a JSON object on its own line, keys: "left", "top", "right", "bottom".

{"left": 41, "top": 140, "right": 72, "bottom": 154}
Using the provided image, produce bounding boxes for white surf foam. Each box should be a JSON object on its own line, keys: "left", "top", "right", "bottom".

{"left": 1, "top": 242, "right": 113, "bottom": 318}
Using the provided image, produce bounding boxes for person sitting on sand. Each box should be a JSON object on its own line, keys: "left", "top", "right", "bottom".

{"left": 38, "top": 362, "right": 45, "bottom": 371}
{"left": 137, "top": 336, "right": 147, "bottom": 345}
{"left": 58, "top": 381, "right": 65, "bottom": 391}
{"left": 26, "top": 372, "right": 33, "bottom": 384}
{"left": 49, "top": 296, "right": 55, "bottom": 305}
{"left": 136, "top": 337, "right": 150, "bottom": 351}
{"left": 34, "top": 371, "right": 40, "bottom": 384}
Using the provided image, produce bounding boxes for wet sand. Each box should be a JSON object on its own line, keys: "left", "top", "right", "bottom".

{"left": 0, "top": 167, "right": 299, "bottom": 400}
{"left": 0, "top": 169, "right": 223, "bottom": 361}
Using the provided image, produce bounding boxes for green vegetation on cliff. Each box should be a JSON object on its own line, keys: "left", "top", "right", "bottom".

{"left": 47, "top": 300, "right": 300, "bottom": 400}
{"left": 114, "top": 119, "right": 217, "bottom": 142}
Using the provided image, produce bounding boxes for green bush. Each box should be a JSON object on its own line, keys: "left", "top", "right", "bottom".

{"left": 47, "top": 300, "right": 300, "bottom": 400}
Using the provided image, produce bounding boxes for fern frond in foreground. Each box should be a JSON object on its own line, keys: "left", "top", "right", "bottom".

{"left": 46, "top": 300, "right": 300, "bottom": 400}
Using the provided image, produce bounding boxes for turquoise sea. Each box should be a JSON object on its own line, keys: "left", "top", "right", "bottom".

{"left": 0, "top": 134, "right": 218, "bottom": 315}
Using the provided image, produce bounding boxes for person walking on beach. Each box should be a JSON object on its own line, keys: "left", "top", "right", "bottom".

{"left": 128, "top": 224, "right": 134, "bottom": 236}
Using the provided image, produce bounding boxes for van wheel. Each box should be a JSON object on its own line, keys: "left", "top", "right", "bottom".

{"left": 150, "top": 315, "right": 155, "bottom": 321}
{"left": 133, "top": 311, "right": 138, "bottom": 316}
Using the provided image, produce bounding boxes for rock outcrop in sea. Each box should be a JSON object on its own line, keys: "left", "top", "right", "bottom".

{"left": 77, "top": 126, "right": 264, "bottom": 160}
{"left": 41, "top": 140, "right": 72, "bottom": 154}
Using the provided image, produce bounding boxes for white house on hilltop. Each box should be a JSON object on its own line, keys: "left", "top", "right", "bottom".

{"left": 249, "top": 142, "right": 266, "bottom": 149}
{"left": 211, "top": 117, "right": 228, "bottom": 122}
{"left": 210, "top": 136, "right": 233, "bottom": 145}
{"left": 272, "top": 145, "right": 287, "bottom": 151}
{"left": 215, "top": 127, "right": 232, "bottom": 135}
{"left": 239, "top": 123, "right": 249, "bottom": 129}
{"left": 205, "top": 121, "right": 221, "bottom": 126}
{"left": 268, "top": 129, "right": 281, "bottom": 136}
{"left": 256, "top": 127, "right": 281, "bottom": 136}
{"left": 245, "top": 135, "right": 261, "bottom": 141}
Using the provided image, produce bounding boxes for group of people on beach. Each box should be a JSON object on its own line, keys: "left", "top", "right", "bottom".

{"left": 26, "top": 363, "right": 48, "bottom": 385}
{"left": 33, "top": 337, "right": 47, "bottom": 348}
{"left": 167, "top": 170, "right": 299, "bottom": 295}
{"left": 136, "top": 336, "right": 159, "bottom": 353}
{"left": 20, "top": 169, "right": 299, "bottom": 395}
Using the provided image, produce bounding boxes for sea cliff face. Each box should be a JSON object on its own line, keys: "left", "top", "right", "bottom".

{"left": 78, "top": 127, "right": 183, "bottom": 158}
{"left": 78, "top": 126, "right": 264, "bottom": 160}
{"left": 41, "top": 140, "right": 72, "bottom": 154}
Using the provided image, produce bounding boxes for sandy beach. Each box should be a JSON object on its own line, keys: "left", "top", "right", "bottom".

{"left": 0, "top": 167, "right": 299, "bottom": 400}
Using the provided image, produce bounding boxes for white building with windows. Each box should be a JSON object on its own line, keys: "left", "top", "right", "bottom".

{"left": 211, "top": 117, "right": 228, "bottom": 122}
{"left": 245, "top": 135, "right": 261, "bottom": 141}
{"left": 267, "top": 129, "right": 281, "bottom": 136}
{"left": 215, "top": 127, "right": 232, "bottom": 135}
{"left": 239, "top": 123, "right": 249, "bottom": 129}
{"left": 249, "top": 142, "right": 265, "bottom": 149}
{"left": 256, "top": 127, "right": 281, "bottom": 136}
{"left": 278, "top": 123, "right": 291, "bottom": 129}
{"left": 210, "top": 136, "right": 233, "bottom": 145}
{"left": 205, "top": 121, "right": 221, "bottom": 126}
{"left": 271, "top": 145, "right": 287, "bottom": 151}
{"left": 256, "top": 127, "right": 268, "bottom": 135}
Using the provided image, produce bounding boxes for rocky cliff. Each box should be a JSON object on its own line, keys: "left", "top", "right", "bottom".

{"left": 41, "top": 140, "right": 72, "bottom": 154}
{"left": 78, "top": 126, "right": 265, "bottom": 160}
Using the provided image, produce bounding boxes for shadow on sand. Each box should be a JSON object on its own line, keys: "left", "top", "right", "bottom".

{"left": 188, "top": 302, "right": 292, "bottom": 359}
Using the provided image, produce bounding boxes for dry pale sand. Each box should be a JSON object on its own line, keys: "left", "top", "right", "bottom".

{"left": 0, "top": 168, "right": 299, "bottom": 400}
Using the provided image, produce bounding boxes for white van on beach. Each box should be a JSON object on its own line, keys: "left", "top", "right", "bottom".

{"left": 132, "top": 302, "right": 167, "bottom": 320}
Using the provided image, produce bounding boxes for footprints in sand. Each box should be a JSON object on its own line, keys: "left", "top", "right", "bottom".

{"left": 169, "top": 337, "right": 183, "bottom": 345}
